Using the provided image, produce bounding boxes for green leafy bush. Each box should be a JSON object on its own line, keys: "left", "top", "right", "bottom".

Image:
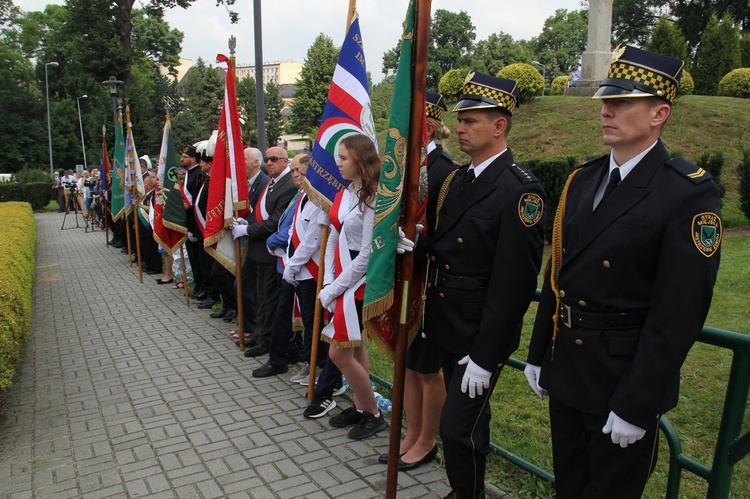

{"left": 13, "top": 168, "right": 51, "bottom": 185}
{"left": 698, "top": 151, "right": 726, "bottom": 206}
{"left": 24, "top": 182, "right": 53, "bottom": 211}
{"left": 0, "top": 183, "right": 24, "bottom": 203}
{"left": 739, "top": 149, "right": 750, "bottom": 223}
{"left": 551, "top": 75, "right": 569, "bottom": 96}
{"left": 0, "top": 202, "right": 35, "bottom": 393}
{"left": 438, "top": 68, "right": 471, "bottom": 102}
{"left": 678, "top": 69, "right": 695, "bottom": 97}
{"left": 496, "top": 63, "right": 544, "bottom": 104}
{"left": 526, "top": 157, "right": 579, "bottom": 242}
{"left": 718, "top": 68, "right": 750, "bottom": 98}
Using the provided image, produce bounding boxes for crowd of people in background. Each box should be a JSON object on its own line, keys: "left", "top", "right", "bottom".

{"left": 46, "top": 44, "right": 723, "bottom": 499}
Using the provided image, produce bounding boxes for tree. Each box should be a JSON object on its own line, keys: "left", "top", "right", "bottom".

{"left": 381, "top": 39, "right": 401, "bottom": 77}
{"left": 131, "top": 9, "right": 183, "bottom": 76}
{"left": 427, "top": 9, "right": 476, "bottom": 90}
{"left": 289, "top": 33, "right": 338, "bottom": 138}
{"left": 694, "top": 13, "right": 742, "bottom": 95}
{"left": 171, "top": 109, "right": 202, "bottom": 153}
{"left": 610, "top": 0, "right": 669, "bottom": 47}
{"left": 181, "top": 57, "right": 223, "bottom": 138}
{"left": 672, "top": 0, "right": 750, "bottom": 56}
{"left": 530, "top": 9, "right": 588, "bottom": 81}
{"left": 370, "top": 75, "right": 395, "bottom": 133}
{"left": 264, "top": 81, "right": 284, "bottom": 148}
{"left": 646, "top": 15, "right": 688, "bottom": 62}
{"left": 741, "top": 34, "right": 750, "bottom": 66}
{"left": 471, "top": 32, "right": 531, "bottom": 76}
{"left": 236, "top": 75, "right": 258, "bottom": 146}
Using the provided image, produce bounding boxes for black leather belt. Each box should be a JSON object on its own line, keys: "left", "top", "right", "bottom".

{"left": 429, "top": 267, "right": 489, "bottom": 291}
{"left": 560, "top": 302, "right": 647, "bottom": 330}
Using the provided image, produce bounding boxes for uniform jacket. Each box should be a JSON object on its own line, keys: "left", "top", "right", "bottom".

{"left": 244, "top": 170, "right": 297, "bottom": 264}
{"left": 422, "top": 149, "right": 547, "bottom": 371}
{"left": 528, "top": 140, "right": 721, "bottom": 429}
{"left": 426, "top": 144, "right": 458, "bottom": 236}
{"left": 185, "top": 164, "right": 206, "bottom": 232}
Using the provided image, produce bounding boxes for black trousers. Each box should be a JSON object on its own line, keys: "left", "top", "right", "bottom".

{"left": 253, "top": 262, "right": 280, "bottom": 347}
{"left": 314, "top": 353, "right": 342, "bottom": 399}
{"left": 239, "top": 257, "right": 257, "bottom": 335}
{"left": 212, "top": 260, "right": 236, "bottom": 310}
{"left": 549, "top": 398, "right": 659, "bottom": 499}
{"left": 185, "top": 236, "right": 204, "bottom": 291}
{"left": 440, "top": 351, "right": 503, "bottom": 499}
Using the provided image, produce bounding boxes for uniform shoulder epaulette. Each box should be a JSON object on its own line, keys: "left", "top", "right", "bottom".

{"left": 667, "top": 157, "right": 713, "bottom": 184}
{"left": 509, "top": 163, "right": 539, "bottom": 184}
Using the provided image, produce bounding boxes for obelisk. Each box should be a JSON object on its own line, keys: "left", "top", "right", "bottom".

{"left": 568, "top": 0, "right": 613, "bottom": 96}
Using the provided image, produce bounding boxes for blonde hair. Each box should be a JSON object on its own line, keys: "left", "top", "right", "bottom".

{"left": 427, "top": 117, "right": 451, "bottom": 142}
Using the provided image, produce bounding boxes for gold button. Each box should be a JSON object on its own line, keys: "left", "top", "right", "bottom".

{"left": 439, "top": 292, "right": 445, "bottom": 298}
{"left": 575, "top": 339, "right": 583, "bottom": 346}
{"left": 603, "top": 260, "right": 611, "bottom": 268}
{"left": 444, "top": 264, "right": 450, "bottom": 270}
{"left": 559, "top": 290, "right": 566, "bottom": 298}
{"left": 457, "top": 238, "right": 464, "bottom": 243}
{"left": 578, "top": 300, "right": 587, "bottom": 307}
{"left": 430, "top": 256, "right": 436, "bottom": 261}
{"left": 427, "top": 283, "right": 431, "bottom": 288}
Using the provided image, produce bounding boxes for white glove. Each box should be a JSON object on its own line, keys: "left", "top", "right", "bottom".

{"left": 273, "top": 247, "right": 287, "bottom": 257}
{"left": 524, "top": 364, "right": 547, "bottom": 399}
{"left": 231, "top": 221, "right": 248, "bottom": 239}
{"left": 282, "top": 267, "right": 299, "bottom": 286}
{"left": 187, "top": 231, "right": 197, "bottom": 243}
{"left": 396, "top": 224, "right": 423, "bottom": 254}
{"left": 458, "top": 355, "right": 491, "bottom": 399}
{"left": 602, "top": 411, "right": 646, "bottom": 448}
{"left": 233, "top": 217, "right": 248, "bottom": 226}
{"left": 318, "top": 286, "right": 337, "bottom": 312}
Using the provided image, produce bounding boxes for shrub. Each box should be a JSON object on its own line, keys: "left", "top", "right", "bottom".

{"left": 13, "top": 168, "right": 51, "bottom": 185}
{"left": 718, "top": 68, "right": 750, "bottom": 98}
{"left": 550, "top": 75, "right": 569, "bottom": 96}
{"left": 0, "top": 202, "right": 35, "bottom": 393}
{"left": 526, "top": 157, "right": 579, "bottom": 242}
{"left": 0, "top": 183, "right": 24, "bottom": 203}
{"left": 694, "top": 14, "right": 742, "bottom": 95}
{"left": 496, "top": 63, "right": 544, "bottom": 104}
{"left": 24, "top": 182, "right": 53, "bottom": 211}
{"left": 697, "top": 151, "right": 726, "bottom": 206}
{"left": 678, "top": 69, "right": 694, "bottom": 97}
{"left": 739, "top": 149, "right": 750, "bottom": 223}
{"left": 438, "top": 68, "right": 471, "bottom": 102}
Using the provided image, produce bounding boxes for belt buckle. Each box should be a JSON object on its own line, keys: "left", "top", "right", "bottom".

{"left": 560, "top": 303, "right": 572, "bottom": 328}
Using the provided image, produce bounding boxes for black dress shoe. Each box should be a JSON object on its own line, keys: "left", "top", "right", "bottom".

{"left": 192, "top": 290, "right": 207, "bottom": 301}
{"left": 235, "top": 336, "right": 256, "bottom": 348}
{"left": 378, "top": 450, "right": 407, "bottom": 465}
{"left": 243, "top": 343, "right": 269, "bottom": 357}
{"left": 222, "top": 309, "right": 238, "bottom": 322}
{"left": 397, "top": 444, "right": 439, "bottom": 471}
{"left": 252, "top": 361, "right": 288, "bottom": 378}
{"left": 210, "top": 308, "right": 228, "bottom": 319}
{"left": 197, "top": 298, "right": 217, "bottom": 310}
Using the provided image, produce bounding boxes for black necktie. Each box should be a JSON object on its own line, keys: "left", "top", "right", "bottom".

{"left": 460, "top": 168, "right": 475, "bottom": 196}
{"left": 598, "top": 167, "right": 621, "bottom": 208}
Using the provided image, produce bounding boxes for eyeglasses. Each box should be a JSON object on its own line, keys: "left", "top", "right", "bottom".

{"left": 264, "top": 156, "right": 287, "bottom": 163}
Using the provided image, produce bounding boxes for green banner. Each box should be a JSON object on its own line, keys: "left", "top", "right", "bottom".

{"left": 110, "top": 113, "right": 126, "bottom": 221}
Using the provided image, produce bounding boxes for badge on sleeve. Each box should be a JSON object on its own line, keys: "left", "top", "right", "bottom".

{"left": 692, "top": 212, "right": 722, "bottom": 257}
{"left": 519, "top": 193, "right": 544, "bottom": 227}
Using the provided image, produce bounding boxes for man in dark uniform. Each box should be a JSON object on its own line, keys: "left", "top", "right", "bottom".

{"left": 182, "top": 144, "right": 208, "bottom": 300}
{"left": 526, "top": 45, "right": 722, "bottom": 498}
{"left": 416, "top": 73, "right": 547, "bottom": 498}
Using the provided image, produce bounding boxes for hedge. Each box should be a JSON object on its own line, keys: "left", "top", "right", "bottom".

{"left": 496, "top": 63, "right": 545, "bottom": 104}
{"left": 527, "top": 157, "right": 580, "bottom": 242}
{"left": 0, "top": 202, "right": 35, "bottom": 394}
{"left": 0, "top": 181, "right": 55, "bottom": 210}
{"left": 718, "top": 68, "right": 750, "bottom": 98}
{"left": 551, "top": 75, "right": 569, "bottom": 96}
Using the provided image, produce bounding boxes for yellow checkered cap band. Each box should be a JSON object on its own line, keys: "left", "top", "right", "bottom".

{"left": 607, "top": 61, "right": 679, "bottom": 103}
{"left": 426, "top": 102, "right": 443, "bottom": 121}
{"left": 463, "top": 82, "right": 517, "bottom": 113}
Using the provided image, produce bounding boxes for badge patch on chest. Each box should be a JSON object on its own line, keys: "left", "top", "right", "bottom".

{"left": 692, "top": 212, "right": 722, "bottom": 257}
{"left": 518, "top": 193, "right": 544, "bottom": 227}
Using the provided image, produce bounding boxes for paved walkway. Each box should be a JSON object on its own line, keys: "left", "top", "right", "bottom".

{"left": 0, "top": 212, "right": 453, "bottom": 498}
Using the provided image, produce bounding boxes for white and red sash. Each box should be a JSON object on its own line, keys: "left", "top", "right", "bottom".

{"left": 289, "top": 194, "right": 320, "bottom": 281}
{"left": 195, "top": 180, "right": 207, "bottom": 236}
{"left": 321, "top": 188, "right": 366, "bottom": 347}
{"left": 255, "top": 181, "right": 271, "bottom": 222}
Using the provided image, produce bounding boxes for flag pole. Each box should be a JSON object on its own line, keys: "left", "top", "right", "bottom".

{"left": 125, "top": 213, "right": 133, "bottom": 265}
{"left": 126, "top": 104, "right": 144, "bottom": 282}
{"left": 385, "top": 0, "right": 431, "bottom": 496}
{"left": 133, "top": 200, "right": 143, "bottom": 282}
{"left": 306, "top": 2, "right": 358, "bottom": 400}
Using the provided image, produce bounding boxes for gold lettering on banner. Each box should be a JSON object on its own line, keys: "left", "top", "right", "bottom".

{"left": 373, "top": 235, "right": 385, "bottom": 251}
{"left": 309, "top": 158, "right": 345, "bottom": 191}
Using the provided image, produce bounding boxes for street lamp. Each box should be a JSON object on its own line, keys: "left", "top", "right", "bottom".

{"left": 101, "top": 76, "right": 123, "bottom": 132}
{"left": 45, "top": 61, "right": 59, "bottom": 179}
{"left": 76, "top": 94, "right": 88, "bottom": 170}
{"left": 532, "top": 61, "right": 546, "bottom": 96}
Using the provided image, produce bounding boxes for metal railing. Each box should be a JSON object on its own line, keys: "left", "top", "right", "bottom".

{"left": 372, "top": 296, "right": 750, "bottom": 498}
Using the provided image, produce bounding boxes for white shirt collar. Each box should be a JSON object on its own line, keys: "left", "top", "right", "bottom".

{"left": 469, "top": 148, "right": 507, "bottom": 179}
{"left": 608, "top": 140, "right": 659, "bottom": 180}
{"left": 427, "top": 140, "right": 437, "bottom": 154}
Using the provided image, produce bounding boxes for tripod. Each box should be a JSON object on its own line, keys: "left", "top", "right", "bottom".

{"left": 61, "top": 187, "right": 82, "bottom": 230}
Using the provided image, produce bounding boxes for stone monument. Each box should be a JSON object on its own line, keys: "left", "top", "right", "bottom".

{"left": 568, "top": 0, "right": 613, "bottom": 97}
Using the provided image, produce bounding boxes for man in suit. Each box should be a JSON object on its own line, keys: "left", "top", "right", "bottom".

{"left": 412, "top": 73, "right": 547, "bottom": 498}
{"left": 182, "top": 144, "right": 208, "bottom": 300}
{"left": 526, "top": 46, "right": 722, "bottom": 498}
{"left": 232, "top": 146, "right": 297, "bottom": 358}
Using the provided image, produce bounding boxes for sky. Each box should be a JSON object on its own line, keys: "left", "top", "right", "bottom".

{"left": 14, "top": 0, "right": 585, "bottom": 83}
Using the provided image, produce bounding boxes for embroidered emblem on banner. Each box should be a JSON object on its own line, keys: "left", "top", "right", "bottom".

{"left": 692, "top": 212, "right": 722, "bottom": 257}
{"left": 519, "top": 193, "right": 544, "bottom": 227}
